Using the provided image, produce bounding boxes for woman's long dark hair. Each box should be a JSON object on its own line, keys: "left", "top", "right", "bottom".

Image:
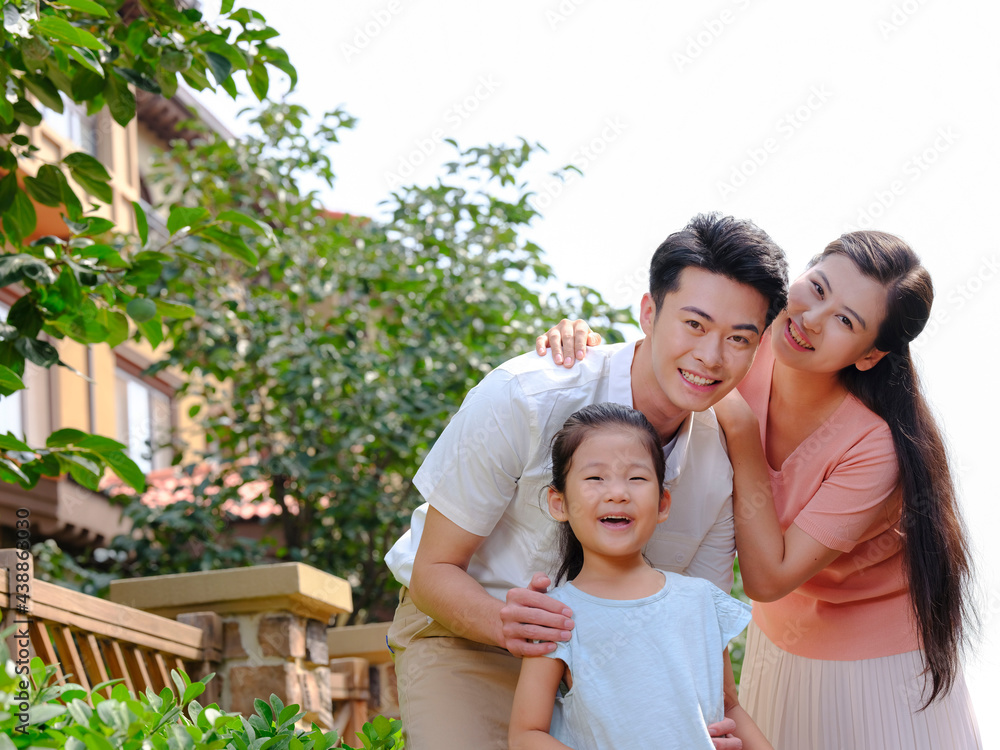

{"left": 816, "top": 231, "right": 973, "bottom": 707}
{"left": 549, "top": 403, "right": 666, "bottom": 585}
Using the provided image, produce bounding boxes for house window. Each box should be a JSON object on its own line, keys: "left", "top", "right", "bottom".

{"left": 115, "top": 369, "right": 172, "bottom": 475}
{"left": 42, "top": 96, "right": 99, "bottom": 156}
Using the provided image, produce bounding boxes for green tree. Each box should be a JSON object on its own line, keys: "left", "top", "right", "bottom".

{"left": 112, "top": 102, "right": 637, "bottom": 621}
{"left": 0, "top": 0, "right": 292, "bottom": 490}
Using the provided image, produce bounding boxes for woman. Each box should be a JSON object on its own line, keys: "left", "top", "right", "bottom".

{"left": 539, "top": 231, "right": 981, "bottom": 749}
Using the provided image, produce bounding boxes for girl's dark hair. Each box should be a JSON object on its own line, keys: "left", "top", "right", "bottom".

{"left": 549, "top": 403, "right": 666, "bottom": 585}
{"left": 815, "top": 231, "right": 972, "bottom": 707}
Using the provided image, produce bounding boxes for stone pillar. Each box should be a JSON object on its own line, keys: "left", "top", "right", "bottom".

{"left": 327, "top": 621, "right": 398, "bottom": 719}
{"left": 109, "top": 562, "right": 351, "bottom": 729}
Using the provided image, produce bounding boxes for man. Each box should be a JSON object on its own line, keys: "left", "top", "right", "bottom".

{"left": 385, "top": 213, "right": 788, "bottom": 749}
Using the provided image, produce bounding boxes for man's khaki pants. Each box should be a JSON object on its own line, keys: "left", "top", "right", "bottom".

{"left": 388, "top": 591, "right": 521, "bottom": 750}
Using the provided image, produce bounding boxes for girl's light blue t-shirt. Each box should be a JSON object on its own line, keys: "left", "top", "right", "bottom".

{"left": 544, "top": 573, "right": 751, "bottom": 750}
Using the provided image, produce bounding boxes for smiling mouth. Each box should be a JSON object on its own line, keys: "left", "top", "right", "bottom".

{"left": 679, "top": 369, "right": 720, "bottom": 387}
{"left": 787, "top": 320, "right": 814, "bottom": 350}
{"left": 600, "top": 515, "right": 633, "bottom": 527}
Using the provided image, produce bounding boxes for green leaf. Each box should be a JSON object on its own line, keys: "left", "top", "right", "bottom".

{"left": 248, "top": 61, "right": 269, "bottom": 100}
{"left": 7, "top": 296, "right": 43, "bottom": 339}
{"left": 217, "top": 209, "right": 276, "bottom": 242}
{"left": 71, "top": 67, "right": 106, "bottom": 100}
{"left": 155, "top": 66, "right": 179, "bottom": 99}
{"left": 34, "top": 15, "right": 107, "bottom": 50}
{"left": 31, "top": 235, "right": 63, "bottom": 247}
{"left": 276, "top": 703, "right": 302, "bottom": 728}
{"left": 0, "top": 255, "right": 56, "bottom": 288}
{"left": 113, "top": 67, "right": 160, "bottom": 94}
{"left": 28, "top": 702, "right": 67, "bottom": 725}
{"left": 64, "top": 151, "right": 112, "bottom": 181}
{"left": 205, "top": 51, "right": 232, "bottom": 86}
{"left": 77, "top": 217, "right": 116, "bottom": 236}
{"left": 0, "top": 365, "right": 25, "bottom": 395}
{"left": 16, "top": 338, "right": 60, "bottom": 367}
{"left": 219, "top": 74, "right": 238, "bottom": 98}
{"left": 104, "top": 72, "right": 135, "bottom": 127}
{"left": 126, "top": 298, "right": 157, "bottom": 323}
{"left": 65, "top": 152, "right": 113, "bottom": 203}
{"left": 62, "top": 453, "right": 101, "bottom": 490}
{"left": 133, "top": 201, "right": 149, "bottom": 247}
{"left": 167, "top": 205, "right": 209, "bottom": 235}
{"left": 76, "top": 434, "right": 126, "bottom": 452}
{"left": 69, "top": 172, "right": 112, "bottom": 203}
{"left": 23, "top": 164, "right": 65, "bottom": 207}
{"left": 53, "top": 168, "right": 83, "bottom": 221}
{"left": 254, "top": 698, "right": 273, "bottom": 725}
{"left": 54, "top": 266, "right": 83, "bottom": 311}
{"left": 104, "top": 450, "right": 146, "bottom": 491}
{"left": 101, "top": 309, "right": 128, "bottom": 348}
{"left": 0, "top": 457, "right": 31, "bottom": 487}
{"left": 23, "top": 75, "right": 64, "bottom": 112}
{"left": 161, "top": 48, "right": 193, "bottom": 74}
{"left": 66, "top": 45, "right": 104, "bottom": 76}
{"left": 154, "top": 299, "right": 195, "bottom": 319}
{"left": 137, "top": 317, "right": 163, "bottom": 349}
{"left": 0, "top": 172, "right": 17, "bottom": 214}
{"left": 12, "top": 98, "right": 43, "bottom": 127}
{"left": 3, "top": 191, "right": 38, "bottom": 245}
{"left": 268, "top": 59, "right": 297, "bottom": 91}
{"left": 53, "top": 0, "right": 111, "bottom": 17}
{"left": 220, "top": 0, "right": 235, "bottom": 12}
{"left": 182, "top": 681, "right": 205, "bottom": 704}
{"left": 201, "top": 226, "right": 257, "bottom": 265}
{"left": 0, "top": 430, "right": 30, "bottom": 451}
{"left": 123, "top": 257, "right": 162, "bottom": 286}
{"left": 46, "top": 428, "right": 88, "bottom": 448}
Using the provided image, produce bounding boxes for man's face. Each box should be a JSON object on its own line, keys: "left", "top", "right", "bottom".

{"left": 639, "top": 266, "right": 770, "bottom": 415}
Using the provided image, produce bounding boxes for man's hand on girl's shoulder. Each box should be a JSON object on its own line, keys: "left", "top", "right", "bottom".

{"left": 500, "top": 572, "right": 575, "bottom": 657}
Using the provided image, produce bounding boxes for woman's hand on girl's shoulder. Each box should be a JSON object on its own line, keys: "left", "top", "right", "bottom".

{"left": 535, "top": 319, "right": 601, "bottom": 369}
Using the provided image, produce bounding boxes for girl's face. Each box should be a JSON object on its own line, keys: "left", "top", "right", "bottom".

{"left": 772, "top": 253, "right": 889, "bottom": 374}
{"left": 548, "top": 427, "right": 670, "bottom": 562}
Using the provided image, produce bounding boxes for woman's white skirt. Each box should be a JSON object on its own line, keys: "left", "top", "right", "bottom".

{"left": 739, "top": 622, "right": 982, "bottom": 750}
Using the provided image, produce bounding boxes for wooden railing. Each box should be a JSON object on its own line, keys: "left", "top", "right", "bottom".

{"left": 0, "top": 549, "right": 394, "bottom": 737}
{"left": 0, "top": 550, "right": 220, "bottom": 701}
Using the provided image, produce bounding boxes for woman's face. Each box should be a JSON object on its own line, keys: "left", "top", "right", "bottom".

{"left": 772, "top": 252, "right": 889, "bottom": 374}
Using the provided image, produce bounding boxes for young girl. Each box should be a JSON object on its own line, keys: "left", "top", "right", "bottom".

{"left": 508, "top": 402, "right": 752, "bottom": 750}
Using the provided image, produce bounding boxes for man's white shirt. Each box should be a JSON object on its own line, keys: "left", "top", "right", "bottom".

{"left": 385, "top": 342, "right": 736, "bottom": 599}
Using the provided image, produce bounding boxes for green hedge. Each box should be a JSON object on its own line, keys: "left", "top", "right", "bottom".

{"left": 0, "top": 630, "right": 402, "bottom": 749}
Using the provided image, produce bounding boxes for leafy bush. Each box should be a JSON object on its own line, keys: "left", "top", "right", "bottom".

{"left": 0, "top": 632, "right": 402, "bottom": 749}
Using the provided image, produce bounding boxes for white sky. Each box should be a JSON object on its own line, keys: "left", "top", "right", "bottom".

{"left": 199, "top": 0, "right": 1000, "bottom": 736}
